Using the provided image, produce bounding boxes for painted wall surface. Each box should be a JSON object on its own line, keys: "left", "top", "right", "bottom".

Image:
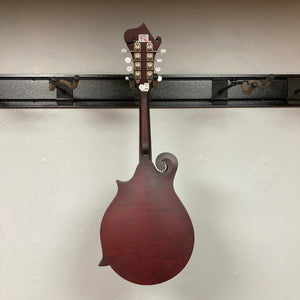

{"left": 1, "top": 1, "right": 300, "bottom": 299}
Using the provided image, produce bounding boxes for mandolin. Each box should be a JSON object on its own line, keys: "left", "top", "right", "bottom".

{"left": 99, "top": 23, "right": 194, "bottom": 285}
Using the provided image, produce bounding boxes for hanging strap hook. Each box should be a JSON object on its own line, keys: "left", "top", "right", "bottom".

{"left": 218, "top": 74, "right": 275, "bottom": 96}
{"left": 241, "top": 74, "right": 275, "bottom": 95}
{"left": 49, "top": 75, "right": 80, "bottom": 91}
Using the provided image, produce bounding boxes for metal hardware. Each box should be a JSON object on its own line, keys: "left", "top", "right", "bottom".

{"left": 152, "top": 74, "right": 158, "bottom": 89}
{"left": 218, "top": 74, "right": 275, "bottom": 96}
{"left": 287, "top": 78, "right": 300, "bottom": 105}
{"left": 212, "top": 79, "right": 228, "bottom": 105}
{"left": 0, "top": 74, "right": 296, "bottom": 108}
{"left": 128, "top": 73, "right": 135, "bottom": 90}
{"left": 49, "top": 75, "right": 80, "bottom": 91}
{"left": 48, "top": 75, "right": 80, "bottom": 106}
{"left": 240, "top": 74, "right": 275, "bottom": 95}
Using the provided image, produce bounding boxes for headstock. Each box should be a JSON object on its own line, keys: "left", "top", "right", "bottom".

{"left": 121, "top": 23, "right": 165, "bottom": 91}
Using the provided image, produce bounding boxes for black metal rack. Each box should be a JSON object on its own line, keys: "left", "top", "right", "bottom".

{"left": 0, "top": 74, "right": 299, "bottom": 108}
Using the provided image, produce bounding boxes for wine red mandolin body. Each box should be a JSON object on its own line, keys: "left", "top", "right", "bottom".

{"left": 99, "top": 24, "right": 194, "bottom": 285}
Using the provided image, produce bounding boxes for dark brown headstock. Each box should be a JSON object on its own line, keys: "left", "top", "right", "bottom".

{"left": 123, "top": 23, "right": 165, "bottom": 91}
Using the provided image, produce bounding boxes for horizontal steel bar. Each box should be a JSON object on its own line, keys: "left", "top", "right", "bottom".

{"left": 0, "top": 74, "right": 299, "bottom": 108}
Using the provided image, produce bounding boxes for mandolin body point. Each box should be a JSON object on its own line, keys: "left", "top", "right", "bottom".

{"left": 99, "top": 24, "right": 194, "bottom": 285}
{"left": 100, "top": 154, "right": 194, "bottom": 285}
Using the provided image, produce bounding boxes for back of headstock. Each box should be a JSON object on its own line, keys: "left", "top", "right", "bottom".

{"left": 99, "top": 24, "right": 194, "bottom": 285}
{"left": 121, "top": 23, "right": 165, "bottom": 91}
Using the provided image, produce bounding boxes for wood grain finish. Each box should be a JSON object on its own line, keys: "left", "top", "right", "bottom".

{"left": 124, "top": 23, "right": 161, "bottom": 88}
{"left": 99, "top": 24, "right": 194, "bottom": 285}
{"left": 100, "top": 154, "right": 194, "bottom": 285}
{"left": 139, "top": 91, "right": 151, "bottom": 161}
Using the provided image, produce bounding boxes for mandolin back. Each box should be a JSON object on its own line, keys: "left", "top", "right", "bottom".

{"left": 99, "top": 153, "right": 194, "bottom": 285}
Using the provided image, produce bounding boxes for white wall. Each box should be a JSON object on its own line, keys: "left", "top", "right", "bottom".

{"left": 1, "top": 1, "right": 300, "bottom": 299}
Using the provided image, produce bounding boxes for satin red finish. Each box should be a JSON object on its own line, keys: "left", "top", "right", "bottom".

{"left": 99, "top": 24, "right": 194, "bottom": 285}
{"left": 100, "top": 154, "right": 194, "bottom": 285}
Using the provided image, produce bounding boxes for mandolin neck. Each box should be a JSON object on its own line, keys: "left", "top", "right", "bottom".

{"left": 139, "top": 90, "right": 152, "bottom": 162}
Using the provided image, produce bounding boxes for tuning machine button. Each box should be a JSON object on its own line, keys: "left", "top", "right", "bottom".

{"left": 158, "top": 75, "right": 163, "bottom": 82}
{"left": 155, "top": 67, "right": 161, "bottom": 72}
{"left": 127, "top": 66, "right": 133, "bottom": 72}
{"left": 125, "top": 57, "right": 132, "bottom": 63}
{"left": 121, "top": 49, "right": 128, "bottom": 53}
{"left": 156, "top": 58, "right": 163, "bottom": 63}
{"left": 160, "top": 49, "right": 167, "bottom": 54}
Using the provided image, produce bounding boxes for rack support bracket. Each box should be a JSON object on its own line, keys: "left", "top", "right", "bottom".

{"left": 288, "top": 78, "right": 300, "bottom": 105}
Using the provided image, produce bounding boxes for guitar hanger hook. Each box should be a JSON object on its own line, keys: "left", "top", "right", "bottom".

{"left": 49, "top": 75, "right": 80, "bottom": 91}
{"left": 241, "top": 74, "right": 275, "bottom": 95}
{"left": 218, "top": 74, "right": 275, "bottom": 96}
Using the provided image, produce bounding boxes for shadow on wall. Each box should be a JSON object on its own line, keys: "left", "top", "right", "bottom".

{"left": 174, "top": 180, "right": 238, "bottom": 300}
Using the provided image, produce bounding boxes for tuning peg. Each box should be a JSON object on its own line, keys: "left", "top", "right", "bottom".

{"left": 158, "top": 75, "right": 163, "bottom": 82}
{"left": 121, "top": 49, "right": 128, "bottom": 53}
{"left": 160, "top": 49, "right": 167, "bottom": 54}
{"left": 125, "top": 57, "right": 132, "bottom": 63}
{"left": 156, "top": 58, "right": 163, "bottom": 63}
{"left": 126, "top": 66, "right": 133, "bottom": 72}
{"left": 125, "top": 76, "right": 129, "bottom": 80}
{"left": 155, "top": 66, "right": 161, "bottom": 72}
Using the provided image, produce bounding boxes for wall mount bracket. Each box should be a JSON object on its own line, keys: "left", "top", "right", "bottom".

{"left": 0, "top": 74, "right": 299, "bottom": 108}
{"left": 287, "top": 78, "right": 300, "bottom": 105}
